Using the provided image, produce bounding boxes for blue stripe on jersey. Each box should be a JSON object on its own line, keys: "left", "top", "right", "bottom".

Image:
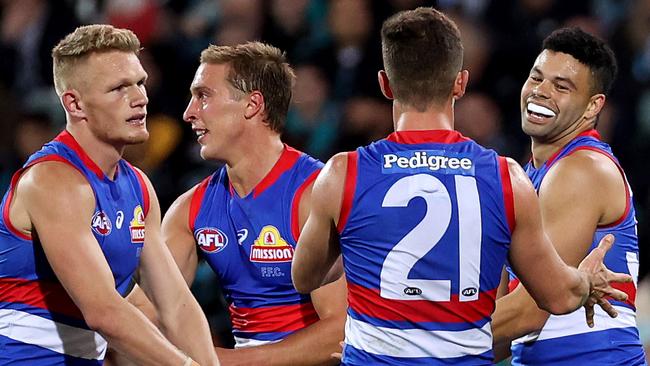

{"left": 0, "top": 334, "right": 102, "bottom": 366}
{"left": 342, "top": 343, "right": 493, "bottom": 365}
{"left": 347, "top": 307, "right": 490, "bottom": 332}
{"left": 231, "top": 329, "right": 293, "bottom": 341}
{"left": 511, "top": 327, "right": 647, "bottom": 366}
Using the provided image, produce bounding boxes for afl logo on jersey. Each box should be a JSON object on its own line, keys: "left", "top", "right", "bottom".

{"left": 91, "top": 211, "right": 112, "bottom": 236}
{"left": 129, "top": 206, "right": 146, "bottom": 244}
{"left": 195, "top": 227, "right": 228, "bottom": 253}
{"left": 250, "top": 225, "right": 294, "bottom": 263}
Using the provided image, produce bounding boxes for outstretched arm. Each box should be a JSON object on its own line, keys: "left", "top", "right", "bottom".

{"left": 135, "top": 173, "right": 217, "bottom": 365}
{"left": 20, "top": 162, "right": 200, "bottom": 366}
{"left": 492, "top": 153, "right": 633, "bottom": 359}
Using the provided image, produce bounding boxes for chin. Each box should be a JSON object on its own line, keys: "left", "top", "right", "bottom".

{"left": 124, "top": 131, "right": 150, "bottom": 145}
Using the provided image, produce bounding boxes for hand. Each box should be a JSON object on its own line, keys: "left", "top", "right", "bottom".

{"left": 577, "top": 234, "right": 633, "bottom": 327}
{"left": 331, "top": 341, "right": 344, "bottom": 361}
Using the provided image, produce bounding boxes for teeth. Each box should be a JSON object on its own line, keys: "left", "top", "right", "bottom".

{"left": 527, "top": 103, "right": 556, "bottom": 117}
{"left": 195, "top": 130, "right": 206, "bottom": 137}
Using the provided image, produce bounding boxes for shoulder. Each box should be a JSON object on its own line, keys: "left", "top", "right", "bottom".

{"left": 162, "top": 178, "right": 209, "bottom": 230}
{"left": 541, "top": 149, "right": 621, "bottom": 196}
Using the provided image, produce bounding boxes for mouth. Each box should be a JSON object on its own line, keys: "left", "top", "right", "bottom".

{"left": 126, "top": 113, "right": 146, "bottom": 126}
{"left": 193, "top": 128, "right": 208, "bottom": 142}
{"left": 525, "top": 102, "right": 556, "bottom": 123}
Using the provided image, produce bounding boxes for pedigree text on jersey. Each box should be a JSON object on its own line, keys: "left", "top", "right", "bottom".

{"left": 382, "top": 150, "right": 475, "bottom": 176}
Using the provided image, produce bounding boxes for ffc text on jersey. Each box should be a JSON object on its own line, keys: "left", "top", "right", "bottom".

{"left": 382, "top": 150, "right": 475, "bottom": 176}
{"left": 195, "top": 227, "right": 229, "bottom": 253}
{"left": 250, "top": 225, "right": 294, "bottom": 263}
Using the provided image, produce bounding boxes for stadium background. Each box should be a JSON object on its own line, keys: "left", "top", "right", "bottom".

{"left": 0, "top": 0, "right": 648, "bottom": 359}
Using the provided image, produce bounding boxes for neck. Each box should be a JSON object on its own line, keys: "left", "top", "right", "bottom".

{"left": 67, "top": 123, "right": 124, "bottom": 179}
{"left": 530, "top": 121, "right": 594, "bottom": 168}
{"left": 393, "top": 99, "right": 455, "bottom": 132}
{"left": 226, "top": 131, "right": 285, "bottom": 197}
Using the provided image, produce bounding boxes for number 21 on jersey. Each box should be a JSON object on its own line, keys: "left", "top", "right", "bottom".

{"left": 380, "top": 174, "right": 481, "bottom": 303}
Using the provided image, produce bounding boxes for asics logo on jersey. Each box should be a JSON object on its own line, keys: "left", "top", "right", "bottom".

{"left": 382, "top": 150, "right": 474, "bottom": 175}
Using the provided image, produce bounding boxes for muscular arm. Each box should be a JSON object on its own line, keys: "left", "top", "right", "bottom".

{"left": 135, "top": 171, "right": 218, "bottom": 366}
{"left": 18, "top": 162, "right": 195, "bottom": 366}
{"left": 492, "top": 155, "right": 630, "bottom": 358}
{"left": 292, "top": 153, "right": 347, "bottom": 294}
{"left": 218, "top": 175, "right": 347, "bottom": 366}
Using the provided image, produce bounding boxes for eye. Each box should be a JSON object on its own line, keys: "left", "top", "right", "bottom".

{"left": 555, "top": 84, "right": 569, "bottom": 92}
{"left": 529, "top": 75, "right": 542, "bottom": 83}
{"left": 137, "top": 78, "right": 146, "bottom": 87}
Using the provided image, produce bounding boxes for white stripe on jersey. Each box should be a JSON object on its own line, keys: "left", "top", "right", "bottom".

{"left": 513, "top": 305, "right": 638, "bottom": 344}
{"left": 233, "top": 336, "right": 281, "bottom": 348}
{"left": 344, "top": 316, "right": 492, "bottom": 358}
{"left": 0, "top": 309, "right": 107, "bottom": 360}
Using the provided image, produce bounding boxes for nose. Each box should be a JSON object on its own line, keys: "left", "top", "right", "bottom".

{"left": 130, "top": 84, "right": 149, "bottom": 108}
{"left": 532, "top": 80, "right": 551, "bottom": 99}
{"left": 183, "top": 97, "right": 198, "bottom": 123}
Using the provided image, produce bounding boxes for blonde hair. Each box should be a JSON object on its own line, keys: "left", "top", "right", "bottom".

{"left": 52, "top": 24, "right": 141, "bottom": 95}
{"left": 200, "top": 42, "right": 295, "bottom": 133}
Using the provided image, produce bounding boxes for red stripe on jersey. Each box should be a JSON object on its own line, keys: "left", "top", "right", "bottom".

{"left": 0, "top": 278, "right": 83, "bottom": 319}
{"left": 128, "top": 164, "right": 150, "bottom": 217}
{"left": 508, "top": 278, "right": 520, "bottom": 294}
{"left": 337, "top": 152, "right": 358, "bottom": 233}
{"left": 54, "top": 130, "right": 105, "bottom": 180}
{"left": 3, "top": 155, "right": 85, "bottom": 241}
{"left": 609, "top": 281, "right": 637, "bottom": 308}
{"left": 567, "top": 146, "right": 631, "bottom": 229}
{"left": 386, "top": 130, "right": 470, "bottom": 144}
{"left": 188, "top": 177, "right": 211, "bottom": 233}
{"left": 291, "top": 170, "right": 320, "bottom": 242}
{"left": 229, "top": 302, "right": 318, "bottom": 333}
{"left": 253, "top": 145, "right": 302, "bottom": 198}
{"left": 348, "top": 282, "right": 496, "bottom": 323}
{"left": 544, "top": 129, "right": 601, "bottom": 168}
{"left": 498, "top": 156, "right": 516, "bottom": 233}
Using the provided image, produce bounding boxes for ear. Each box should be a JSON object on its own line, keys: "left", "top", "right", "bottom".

{"left": 584, "top": 94, "right": 606, "bottom": 120}
{"left": 452, "top": 70, "right": 469, "bottom": 100}
{"left": 60, "top": 90, "right": 85, "bottom": 119}
{"left": 244, "top": 91, "right": 264, "bottom": 120}
{"left": 377, "top": 70, "right": 394, "bottom": 100}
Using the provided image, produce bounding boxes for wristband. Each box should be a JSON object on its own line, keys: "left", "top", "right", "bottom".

{"left": 183, "top": 355, "right": 193, "bottom": 366}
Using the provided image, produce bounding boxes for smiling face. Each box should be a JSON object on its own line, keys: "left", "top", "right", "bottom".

{"left": 74, "top": 51, "right": 149, "bottom": 146}
{"left": 520, "top": 50, "right": 597, "bottom": 143}
{"left": 183, "top": 63, "right": 248, "bottom": 161}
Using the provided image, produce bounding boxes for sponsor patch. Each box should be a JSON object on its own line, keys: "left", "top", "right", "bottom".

{"left": 250, "top": 225, "right": 294, "bottom": 263}
{"left": 91, "top": 211, "right": 112, "bottom": 236}
{"left": 382, "top": 150, "right": 474, "bottom": 176}
{"left": 195, "top": 227, "right": 228, "bottom": 253}
{"left": 129, "top": 206, "right": 146, "bottom": 243}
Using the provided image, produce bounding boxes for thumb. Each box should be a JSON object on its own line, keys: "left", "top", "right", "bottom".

{"left": 596, "top": 234, "right": 615, "bottom": 254}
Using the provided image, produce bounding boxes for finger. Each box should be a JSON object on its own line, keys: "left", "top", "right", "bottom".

{"left": 597, "top": 297, "right": 619, "bottom": 318}
{"left": 607, "top": 271, "right": 633, "bottom": 284}
{"left": 603, "top": 287, "right": 629, "bottom": 302}
{"left": 331, "top": 353, "right": 342, "bottom": 360}
{"left": 596, "top": 234, "right": 615, "bottom": 254}
{"left": 584, "top": 301, "right": 595, "bottom": 328}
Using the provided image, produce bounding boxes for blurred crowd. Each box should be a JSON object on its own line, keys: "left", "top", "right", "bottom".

{"left": 0, "top": 0, "right": 649, "bottom": 351}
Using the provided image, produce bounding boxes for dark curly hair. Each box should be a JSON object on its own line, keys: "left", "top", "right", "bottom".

{"left": 542, "top": 27, "right": 618, "bottom": 95}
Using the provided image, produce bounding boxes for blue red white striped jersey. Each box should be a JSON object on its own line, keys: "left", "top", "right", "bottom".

{"left": 189, "top": 145, "right": 322, "bottom": 347}
{"left": 337, "top": 130, "right": 515, "bottom": 365}
{"left": 0, "top": 130, "right": 150, "bottom": 365}
{"left": 509, "top": 129, "right": 646, "bottom": 365}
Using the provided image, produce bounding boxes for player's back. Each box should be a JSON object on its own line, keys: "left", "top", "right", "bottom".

{"left": 337, "top": 130, "right": 514, "bottom": 365}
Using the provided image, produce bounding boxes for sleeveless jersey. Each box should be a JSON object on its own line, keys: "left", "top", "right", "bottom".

{"left": 337, "top": 130, "right": 515, "bottom": 365}
{"left": 189, "top": 145, "right": 322, "bottom": 347}
{"left": 509, "top": 129, "right": 646, "bottom": 365}
{"left": 0, "top": 130, "right": 150, "bottom": 365}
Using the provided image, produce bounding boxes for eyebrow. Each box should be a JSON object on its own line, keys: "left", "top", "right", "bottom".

{"left": 532, "top": 66, "right": 578, "bottom": 90}
{"left": 190, "top": 85, "right": 212, "bottom": 95}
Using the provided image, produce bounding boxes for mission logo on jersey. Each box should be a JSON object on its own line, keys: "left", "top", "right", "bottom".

{"left": 382, "top": 150, "right": 475, "bottom": 175}
{"left": 195, "top": 227, "right": 228, "bottom": 253}
{"left": 129, "top": 205, "right": 145, "bottom": 243}
{"left": 250, "top": 225, "right": 294, "bottom": 263}
{"left": 91, "top": 210, "right": 112, "bottom": 236}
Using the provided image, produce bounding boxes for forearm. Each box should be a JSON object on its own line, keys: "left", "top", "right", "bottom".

{"left": 159, "top": 291, "right": 218, "bottom": 366}
{"left": 91, "top": 301, "right": 189, "bottom": 366}
{"left": 217, "top": 315, "right": 345, "bottom": 366}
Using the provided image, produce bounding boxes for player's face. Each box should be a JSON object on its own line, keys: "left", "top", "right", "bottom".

{"left": 77, "top": 51, "right": 149, "bottom": 146}
{"left": 183, "top": 63, "right": 248, "bottom": 161}
{"left": 520, "top": 50, "right": 594, "bottom": 143}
